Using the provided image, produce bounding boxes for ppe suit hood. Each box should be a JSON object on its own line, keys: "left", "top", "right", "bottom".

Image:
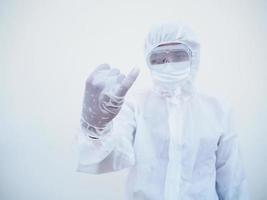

{"left": 144, "top": 22, "right": 200, "bottom": 100}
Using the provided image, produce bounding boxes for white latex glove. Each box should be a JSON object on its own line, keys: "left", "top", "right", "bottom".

{"left": 81, "top": 64, "right": 139, "bottom": 138}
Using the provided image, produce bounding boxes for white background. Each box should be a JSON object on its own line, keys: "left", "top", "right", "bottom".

{"left": 1, "top": 0, "right": 267, "bottom": 199}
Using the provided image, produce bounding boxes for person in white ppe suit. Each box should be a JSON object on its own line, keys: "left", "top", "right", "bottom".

{"left": 76, "top": 22, "right": 249, "bottom": 200}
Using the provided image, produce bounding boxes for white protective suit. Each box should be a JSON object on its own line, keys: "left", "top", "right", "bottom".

{"left": 76, "top": 23, "right": 249, "bottom": 200}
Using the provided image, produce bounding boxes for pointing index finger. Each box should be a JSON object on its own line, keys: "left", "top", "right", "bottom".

{"left": 115, "top": 67, "right": 140, "bottom": 97}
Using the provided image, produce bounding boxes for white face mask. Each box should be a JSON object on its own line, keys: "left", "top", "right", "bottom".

{"left": 149, "top": 61, "right": 191, "bottom": 86}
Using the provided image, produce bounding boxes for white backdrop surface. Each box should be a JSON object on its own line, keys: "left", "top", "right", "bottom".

{"left": 1, "top": 0, "right": 267, "bottom": 199}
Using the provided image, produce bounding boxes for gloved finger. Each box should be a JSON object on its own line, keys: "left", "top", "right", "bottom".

{"left": 93, "top": 63, "right": 110, "bottom": 73}
{"left": 105, "top": 73, "right": 120, "bottom": 86}
{"left": 108, "top": 68, "right": 120, "bottom": 76}
{"left": 115, "top": 67, "right": 140, "bottom": 97}
{"left": 116, "top": 74, "right": 126, "bottom": 84}
{"left": 102, "top": 74, "right": 125, "bottom": 97}
{"left": 91, "top": 69, "right": 111, "bottom": 89}
{"left": 89, "top": 67, "right": 119, "bottom": 87}
{"left": 86, "top": 63, "right": 110, "bottom": 83}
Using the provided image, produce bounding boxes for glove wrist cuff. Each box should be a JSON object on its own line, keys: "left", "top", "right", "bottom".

{"left": 80, "top": 116, "right": 113, "bottom": 139}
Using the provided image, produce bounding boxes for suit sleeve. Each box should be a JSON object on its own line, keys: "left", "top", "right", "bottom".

{"left": 215, "top": 106, "right": 250, "bottom": 200}
{"left": 75, "top": 98, "right": 136, "bottom": 174}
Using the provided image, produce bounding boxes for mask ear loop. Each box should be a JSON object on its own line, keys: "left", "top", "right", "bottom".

{"left": 169, "top": 40, "right": 193, "bottom": 76}
{"left": 178, "top": 43, "right": 195, "bottom": 98}
{"left": 186, "top": 46, "right": 193, "bottom": 75}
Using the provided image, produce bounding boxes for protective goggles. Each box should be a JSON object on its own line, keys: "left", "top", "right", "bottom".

{"left": 148, "top": 44, "right": 192, "bottom": 65}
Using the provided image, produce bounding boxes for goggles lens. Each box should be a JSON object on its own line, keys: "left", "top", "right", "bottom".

{"left": 149, "top": 44, "right": 191, "bottom": 65}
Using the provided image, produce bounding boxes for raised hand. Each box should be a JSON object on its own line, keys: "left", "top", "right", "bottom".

{"left": 81, "top": 64, "right": 140, "bottom": 129}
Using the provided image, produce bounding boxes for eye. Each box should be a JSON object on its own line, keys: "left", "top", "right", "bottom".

{"left": 170, "top": 51, "right": 189, "bottom": 62}
{"left": 150, "top": 53, "right": 165, "bottom": 65}
{"left": 162, "top": 57, "right": 168, "bottom": 63}
{"left": 150, "top": 59, "right": 157, "bottom": 65}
